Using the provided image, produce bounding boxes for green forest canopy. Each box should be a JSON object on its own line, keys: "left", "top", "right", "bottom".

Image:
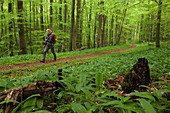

{"left": 0, "top": 0, "right": 169, "bottom": 56}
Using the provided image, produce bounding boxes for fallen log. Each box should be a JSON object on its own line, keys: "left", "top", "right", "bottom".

{"left": 0, "top": 81, "right": 64, "bottom": 112}
{"left": 76, "top": 47, "right": 86, "bottom": 51}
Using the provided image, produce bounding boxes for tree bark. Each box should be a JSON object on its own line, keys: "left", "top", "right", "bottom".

{"left": 76, "top": 0, "right": 81, "bottom": 49}
{"left": 114, "top": 15, "right": 118, "bottom": 46}
{"left": 8, "top": 2, "right": 14, "bottom": 56}
{"left": 30, "top": 1, "right": 33, "bottom": 54}
{"left": 93, "top": 14, "right": 97, "bottom": 48}
{"left": 109, "top": 15, "right": 114, "bottom": 46}
{"left": 62, "top": 0, "right": 67, "bottom": 52}
{"left": 139, "top": 14, "right": 144, "bottom": 43}
{"left": 87, "top": 2, "right": 92, "bottom": 49}
{"left": 156, "top": 0, "right": 162, "bottom": 48}
{"left": 40, "top": 0, "right": 44, "bottom": 31}
{"left": 69, "top": 0, "right": 75, "bottom": 51}
{"left": 50, "top": 0, "right": 53, "bottom": 28}
{"left": 58, "top": 0, "right": 63, "bottom": 52}
{"left": 102, "top": 15, "right": 107, "bottom": 47}
{"left": 122, "top": 58, "right": 150, "bottom": 93}
{"left": 17, "top": 0, "right": 27, "bottom": 55}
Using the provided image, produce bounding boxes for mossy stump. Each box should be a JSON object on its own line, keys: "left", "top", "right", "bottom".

{"left": 122, "top": 58, "right": 150, "bottom": 93}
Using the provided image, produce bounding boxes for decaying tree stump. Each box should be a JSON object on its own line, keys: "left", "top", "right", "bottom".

{"left": 121, "top": 58, "right": 150, "bottom": 93}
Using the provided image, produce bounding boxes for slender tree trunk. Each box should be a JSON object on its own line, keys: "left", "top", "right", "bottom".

{"left": 109, "top": 15, "right": 114, "bottom": 46}
{"left": 139, "top": 14, "right": 144, "bottom": 43}
{"left": 62, "top": 0, "right": 67, "bottom": 52}
{"left": 93, "top": 14, "right": 97, "bottom": 48}
{"left": 156, "top": 0, "right": 162, "bottom": 48}
{"left": 118, "top": 3, "right": 128, "bottom": 45}
{"left": 102, "top": 15, "right": 107, "bottom": 47}
{"left": 123, "top": 20, "right": 127, "bottom": 44}
{"left": 148, "top": 0, "right": 151, "bottom": 45}
{"left": 114, "top": 15, "right": 118, "bottom": 46}
{"left": 1, "top": 0, "right": 4, "bottom": 38}
{"left": 50, "top": 0, "right": 53, "bottom": 28}
{"left": 30, "top": 1, "right": 33, "bottom": 54}
{"left": 58, "top": 0, "right": 63, "bottom": 52}
{"left": 17, "top": 0, "right": 27, "bottom": 55}
{"left": 40, "top": 0, "right": 44, "bottom": 31}
{"left": 76, "top": 0, "right": 81, "bottom": 49}
{"left": 69, "top": 0, "right": 75, "bottom": 51}
{"left": 36, "top": 6, "right": 39, "bottom": 29}
{"left": 8, "top": 2, "right": 14, "bottom": 56}
{"left": 87, "top": 2, "right": 92, "bottom": 49}
{"left": 79, "top": 0, "right": 85, "bottom": 48}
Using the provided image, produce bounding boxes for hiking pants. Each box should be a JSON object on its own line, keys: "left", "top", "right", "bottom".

{"left": 42, "top": 43, "right": 56, "bottom": 61}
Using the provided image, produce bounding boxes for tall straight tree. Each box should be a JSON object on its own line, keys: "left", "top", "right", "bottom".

{"left": 58, "top": 0, "right": 63, "bottom": 52}
{"left": 156, "top": 0, "right": 162, "bottom": 48}
{"left": 50, "top": 0, "right": 53, "bottom": 28}
{"left": 29, "top": 0, "right": 33, "bottom": 54}
{"left": 17, "top": 0, "right": 27, "bottom": 55}
{"left": 40, "top": 0, "right": 44, "bottom": 31}
{"left": 69, "top": 0, "right": 75, "bottom": 51}
{"left": 76, "top": 0, "right": 81, "bottom": 49}
{"left": 1, "top": 0, "right": 4, "bottom": 38}
{"left": 102, "top": 15, "right": 107, "bottom": 47}
{"left": 8, "top": 0, "right": 14, "bottom": 56}
{"left": 114, "top": 15, "right": 118, "bottom": 46}
{"left": 62, "top": 0, "right": 67, "bottom": 52}
{"left": 87, "top": 2, "right": 92, "bottom": 49}
{"left": 109, "top": 15, "right": 114, "bottom": 46}
{"left": 93, "top": 14, "right": 97, "bottom": 48}
{"left": 97, "top": 1, "right": 104, "bottom": 48}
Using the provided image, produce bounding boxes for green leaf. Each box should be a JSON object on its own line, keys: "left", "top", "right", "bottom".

{"left": 0, "top": 99, "right": 19, "bottom": 104}
{"left": 37, "top": 98, "right": 44, "bottom": 109}
{"left": 71, "top": 103, "right": 87, "bottom": 113}
{"left": 137, "top": 99, "right": 156, "bottom": 113}
{"left": 95, "top": 73, "right": 103, "bottom": 88}
{"left": 16, "top": 106, "right": 34, "bottom": 113}
{"left": 98, "top": 100, "right": 121, "bottom": 106}
{"left": 33, "top": 110, "right": 52, "bottom": 113}
{"left": 12, "top": 94, "right": 40, "bottom": 113}
{"left": 23, "top": 97, "right": 36, "bottom": 108}
{"left": 130, "top": 91, "right": 155, "bottom": 101}
{"left": 0, "top": 109, "right": 3, "bottom": 113}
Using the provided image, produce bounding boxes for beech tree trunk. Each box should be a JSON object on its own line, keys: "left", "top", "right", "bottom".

{"left": 109, "top": 15, "right": 114, "bottom": 46}
{"left": 62, "top": 0, "right": 67, "bottom": 52}
{"left": 93, "top": 14, "right": 97, "bottom": 48}
{"left": 50, "top": 0, "right": 53, "bottom": 28}
{"left": 8, "top": 2, "right": 14, "bottom": 56}
{"left": 76, "top": 0, "right": 81, "bottom": 49}
{"left": 156, "top": 0, "right": 162, "bottom": 48}
{"left": 69, "top": 0, "right": 75, "bottom": 51}
{"left": 58, "top": 0, "right": 63, "bottom": 52}
{"left": 17, "top": 0, "right": 27, "bottom": 55}
{"left": 40, "top": 0, "right": 44, "bottom": 31}
{"left": 114, "top": 15, "right": 118, "bottom": 46}
{"left": 87, "top": 2, "right": 92, "bottom": 49}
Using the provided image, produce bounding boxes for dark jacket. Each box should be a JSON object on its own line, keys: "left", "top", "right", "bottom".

{"left": 45, "top": 33, "right": 54, "bottom": 45}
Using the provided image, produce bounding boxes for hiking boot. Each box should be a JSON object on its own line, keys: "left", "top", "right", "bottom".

{"left": 40, "top": 60, "right": 45, "bottom": 63}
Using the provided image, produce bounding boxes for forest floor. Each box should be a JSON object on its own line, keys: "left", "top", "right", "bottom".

{"left": 0, "top": 42, "right": 136, "bottom": 72}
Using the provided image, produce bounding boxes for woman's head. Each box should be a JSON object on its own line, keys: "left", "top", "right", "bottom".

{"left": 46, "top": 29, "right": 52, "bottom": 34}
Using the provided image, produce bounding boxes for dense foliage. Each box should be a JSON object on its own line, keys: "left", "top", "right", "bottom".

{"left": 0, "top": 43, "right": 169, "bottom": 112}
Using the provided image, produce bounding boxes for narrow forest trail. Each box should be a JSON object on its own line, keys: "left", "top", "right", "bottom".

{"left": 0, "top": 42, "right": 136, "bottom": 71}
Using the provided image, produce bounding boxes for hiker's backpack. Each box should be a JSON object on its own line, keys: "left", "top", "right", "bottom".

{"left": 51, "top": 33, "right": 56, "bottom": 44}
